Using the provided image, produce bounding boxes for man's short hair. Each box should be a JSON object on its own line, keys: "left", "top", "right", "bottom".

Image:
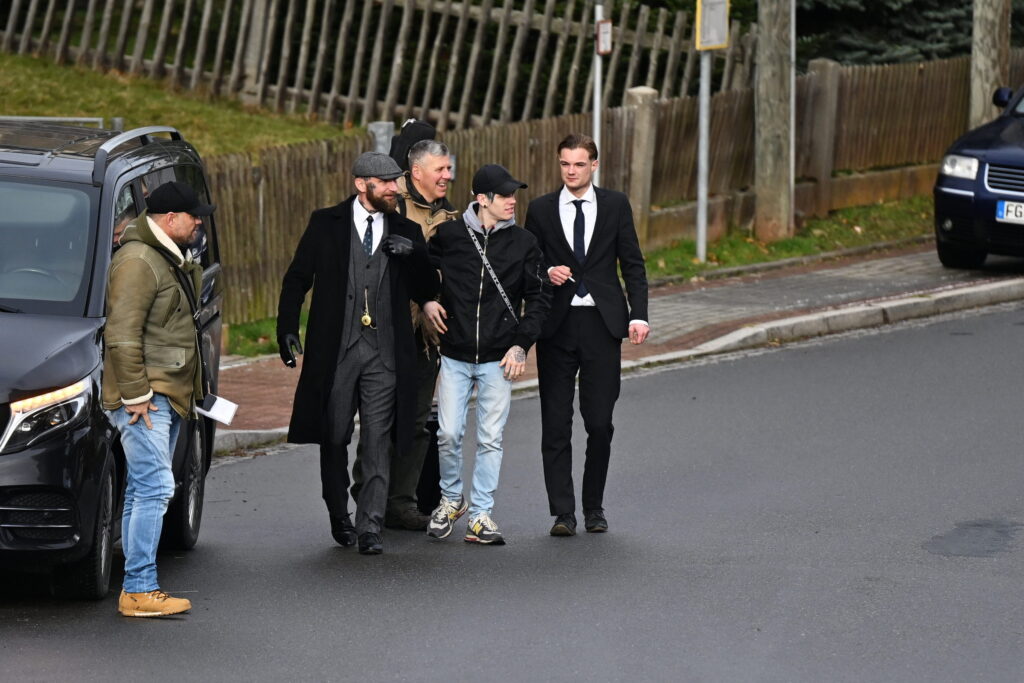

{"left": 409, "top": 140, "right": 450, "bottom": 169}
{"left": 556, "top": 133, "right": 599, "bottom": 161}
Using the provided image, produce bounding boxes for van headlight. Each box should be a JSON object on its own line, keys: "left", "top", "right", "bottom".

{"left": 1, "top": 380, "right": 90, "bottom": 453}
{"left": 940, "top": 154, "right": 979, "bottom": 180}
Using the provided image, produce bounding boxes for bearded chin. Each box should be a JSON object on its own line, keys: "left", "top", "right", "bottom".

{"left": 368, "top": 193, "right": 397, "bottom": 214}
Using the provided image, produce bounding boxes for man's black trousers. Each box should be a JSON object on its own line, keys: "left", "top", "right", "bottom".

{"left": 536, "top": 307, "right": 621, "bottom": 516}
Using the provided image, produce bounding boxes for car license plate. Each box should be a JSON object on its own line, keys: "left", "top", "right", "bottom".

{"left": 996, "top": 200, "right": 1024, "bottom": 224}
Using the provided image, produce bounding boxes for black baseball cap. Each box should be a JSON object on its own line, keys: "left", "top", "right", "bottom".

{"left": 472, "top": 164, "right": 527, "bottom": 195}
{"left": 145, "top": 181, "right": 216, "bottom": 216}
{"left": 388, "top": 119, "right": 436, "bottom": 172}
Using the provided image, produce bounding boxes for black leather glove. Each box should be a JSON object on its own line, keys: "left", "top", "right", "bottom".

{"left": 278, "top": 333, "right": 303, "bottom": 367}
{"left": 381, "top": 234, "right": 414, "bottom": 258}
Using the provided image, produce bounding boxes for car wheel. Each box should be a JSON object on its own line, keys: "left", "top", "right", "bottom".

{"left": 936, "top": 240, "right": 987, "bottom": 269}
{"left": 161, "top": 419, "right": 206, "bottom": 551}
{"left": 51, "top": 467, "right": 114, "bottom": 600}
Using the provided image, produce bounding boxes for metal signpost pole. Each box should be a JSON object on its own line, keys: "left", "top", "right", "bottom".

{"left": 697, "top": 51, "right": 710, "bottom": 263}
{"left": 695, "top": 0, "right": 729, "bottom": 264}
{"left": 593, "top": 0, "right": 605, "bottom": 187}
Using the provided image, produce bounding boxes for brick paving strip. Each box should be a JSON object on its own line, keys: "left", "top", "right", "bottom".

{"left": 215, "top": 244, "right": 1024, "bottom": 451}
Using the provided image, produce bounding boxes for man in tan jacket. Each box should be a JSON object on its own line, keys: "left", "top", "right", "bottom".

{"left": 103, "top": 181, "right": 211, "bottom": 617}
{"left": 358, "top": 135, "right": 458, "bottom": 530}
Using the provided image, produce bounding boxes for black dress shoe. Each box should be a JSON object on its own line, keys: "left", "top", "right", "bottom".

{"left": 330, "top": 513, "right": 357, "bottom": 547}
{"left": 550, "top": 513, "right": 577, "bottom": 536}
{"left": 358, "top": 532, "right": 383, "bottom": 555}
{"left": 584, "top": 509, "right": 608, "bottom": 533}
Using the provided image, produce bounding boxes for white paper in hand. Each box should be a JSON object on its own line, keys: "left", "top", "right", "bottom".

{"left": 196, "top": 394, "right": 238, "bottom": 425}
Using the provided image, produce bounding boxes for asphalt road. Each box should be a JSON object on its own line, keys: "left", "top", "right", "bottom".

{"left": 3, "top": 304, "right": 1023, "bottom": 682}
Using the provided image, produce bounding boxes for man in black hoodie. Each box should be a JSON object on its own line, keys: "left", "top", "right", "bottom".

{"left": 422, "top": 164, "right": 551, "bottom": 545}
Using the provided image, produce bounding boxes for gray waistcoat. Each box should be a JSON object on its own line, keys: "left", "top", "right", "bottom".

{"left": 340, "top": 219, "right": 395, "bottom": 370}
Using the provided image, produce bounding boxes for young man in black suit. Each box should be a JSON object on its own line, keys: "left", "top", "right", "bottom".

{"left": 524, "top": 134, "right": 650, "bottom": 536}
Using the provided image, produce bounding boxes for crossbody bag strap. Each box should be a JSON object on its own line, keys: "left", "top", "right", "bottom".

{"left": 465, "top": 224, "right": 518, "bottom": 324}
{"left": 154, "top": 247, "right": 210, "bottom": 397}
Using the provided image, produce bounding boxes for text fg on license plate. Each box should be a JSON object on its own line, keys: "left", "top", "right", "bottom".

{"left": 996, "top": 200, "right": 1024, "bottom": 224}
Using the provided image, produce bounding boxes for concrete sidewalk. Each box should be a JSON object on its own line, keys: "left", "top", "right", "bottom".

{"left": 214, "top": 243, "right": 1024, "bottom": 452}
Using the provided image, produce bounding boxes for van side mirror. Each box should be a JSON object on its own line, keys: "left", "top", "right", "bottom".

{"left": 992, "top": 87, "right": 1013, "bottom": 109}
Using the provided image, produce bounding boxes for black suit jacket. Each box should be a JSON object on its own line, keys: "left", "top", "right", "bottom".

{"left": 525, "top": 186, "right": 648, "bottom": 339}
{"left": 277, "top": 195, "right": 439, "bottom": 446}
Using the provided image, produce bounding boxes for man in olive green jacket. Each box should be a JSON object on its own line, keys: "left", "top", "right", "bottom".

{"left": 103, "top": 181, "right": 211, "bottom": 618}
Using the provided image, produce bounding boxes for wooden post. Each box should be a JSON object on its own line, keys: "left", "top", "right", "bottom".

{"left": 190, "top": 0, "right": 215, "bottom": 89}
{"left": 73, "top": 0, "right": 96, "bottom": 63}
{"left": 93, "top": 0, "right": 116, "bottom": 68}
{"left": 242, "top": 0, "right": 269, "bottom": 93}
{"left": 149, "top": 0, "right": 175, "bottom": 78}
{"left": 402, "top": 0, "right": 434, "bottom": 120}
{"left": 645, "top": 8, "right": 667, "bottom": 89}
{"left": 273, "top": 0, "right": 298, "bottom": 112}
{"left": 129, "top": 0, "right": 156, "bottom": 75}
{"left": 381, "top": 0, "right": 413, "bottom": 122}
{"left": 970, "top": 0, "right": 1011, "bottom": 128}
{"left": 53, "top": 0, "right": 74, "bottom": 63}
{"left": 480, "top": 0, "right": 513, "bottom": 125}
{"left": 754, "top": 0, "right": 794, "bottom": 241}
{"left": 17, "top": 0, "right": 41, "bottom": 55}
{"left": 210, "top": 0, "right": 235, "bottom": 94}
{"left": 562, "top": 0, "right": 591, "bottom": 116}
{"left": 344, "top": 0, "right": 374, "bottom": 125}
{"left": 228, "top": 0, "right": 256, "bottom": 95}
{"left": 3, "top": 0, "right": 25, "bottom": 54}
{"left": 169, "top": 0, "right": 194, "bottom": 87}
{"left": 457, "top": 0, "right": 493, "bottom": 129}
{"left": 437, "top": 0, "right": 470, "bottom": 131}
{"left": 807, "top": 58, "right": 839, "bottom": 217}
{"left": 660, "top": 11, "right": 686, "bottom": 98}
{"left": 498, "top": 0, "right": 534, "bottom": 123}
{"left": 626, "top": 86, "right": 657, "bottom": 251}
{"left": 289, "top": 0, "right": 317, "bottom": 112}
{"left": 620, "top": 4, "right": 649, "bottom": 105}
{"left": 325, "top": 0, "right": 355, "bottom": 122}
{"left": 599, "top": 0, "right": 631, "bottom": 110}
{"left": 256, "top": 0, "right": 282, "bottom": 105}
{"left": 520, "top": 0, "right": 556, "bottom": 121}
{"left": 541, "top": 0, "right": 576, "bottom": 119}
{"left": 420, "top": 0, "right": 452, "bottom": 121}
{"left": 112, "top": 0, "right": 134, "bottom": 71}
{"left": 361, "top": 0, "right": 394, "bottom": 123}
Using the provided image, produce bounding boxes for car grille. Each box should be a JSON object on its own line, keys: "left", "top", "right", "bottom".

{"left": 0, "top": 490, "right": 76, "bottom": 542}
{"left": 987, "top": 165, "right": 1024, "bottom": 194}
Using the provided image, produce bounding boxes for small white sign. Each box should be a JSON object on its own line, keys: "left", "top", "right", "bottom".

{"left": 696, "top": 0, "right": 729, "bottom": 51}
{"left": 596, "top": 20, "right": 613, "bottom": 56}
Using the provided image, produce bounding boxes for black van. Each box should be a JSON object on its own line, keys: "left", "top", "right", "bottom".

{"left": 0, "top": 122, "right": 223, "bottom": 598}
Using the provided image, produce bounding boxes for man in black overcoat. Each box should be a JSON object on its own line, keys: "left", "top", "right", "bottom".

{"left": 524, "top": 134, "right": 650, "bottom": 537}
{"left": 277, "top": 152, "right": 439, "bottom": 555}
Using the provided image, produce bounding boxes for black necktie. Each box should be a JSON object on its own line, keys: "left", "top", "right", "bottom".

{"left": 572, "top": 199, "right": 589, "bottom": 297}
{"left": 363, "top": 215, "right": 374, "bottom": 256}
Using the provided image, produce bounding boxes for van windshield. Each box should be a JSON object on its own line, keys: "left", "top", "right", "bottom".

{"left": 0, "top": 180, "right": 96, "bottom": 315}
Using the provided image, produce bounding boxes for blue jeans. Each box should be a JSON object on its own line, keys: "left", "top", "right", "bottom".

{"left": 436, "top": 356, "right": 512, "bottom": 517}
{"left": 108, "top": 394, "right": 181, "bottom": 593}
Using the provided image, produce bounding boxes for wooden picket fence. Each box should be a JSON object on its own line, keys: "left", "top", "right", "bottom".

{"left": 0, "top": 0, "right": 756, "bottom": 128}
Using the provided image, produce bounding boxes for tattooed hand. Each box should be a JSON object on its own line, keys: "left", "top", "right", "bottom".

{"left": 499, "top": 345, "right": 527, "bottom": 380}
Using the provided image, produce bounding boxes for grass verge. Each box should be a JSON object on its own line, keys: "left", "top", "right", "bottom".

{"left": 646, "top": 195, "right": 934, "bottom": 281}
{"left": 1, "top": 53, "right": 356, "bottom": 156}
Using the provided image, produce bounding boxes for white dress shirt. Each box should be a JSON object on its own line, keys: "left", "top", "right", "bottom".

{"left": 352, "top": 199, "right": 384, "bottom": 254}
{"left": 558, "top": 184, "right": 597, "bottom": 307}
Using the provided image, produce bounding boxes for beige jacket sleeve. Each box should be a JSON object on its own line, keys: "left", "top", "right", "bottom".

{"left": 104, "top": 256, "right": 159, "bottom": 404}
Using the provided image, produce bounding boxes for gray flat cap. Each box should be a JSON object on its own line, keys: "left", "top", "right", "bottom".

{"left": 352, "top": 152, "right": 403, "bottom": 180}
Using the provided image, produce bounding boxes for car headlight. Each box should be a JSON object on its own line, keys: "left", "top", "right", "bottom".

{"left": 1, "top": 380, "right": 91, "bottom": 453}
{"left": 940, "top": 154, "right": 979, "bottom": 180}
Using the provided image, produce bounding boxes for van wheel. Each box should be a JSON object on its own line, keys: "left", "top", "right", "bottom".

{"left": 161, "top": 420, "right": 206, "bottom": 550}
{"left": 936, "top": 240, "right": 987, "bottom": 269}
{"left": 51, "top": 467, "right": 114, "bottom": 600}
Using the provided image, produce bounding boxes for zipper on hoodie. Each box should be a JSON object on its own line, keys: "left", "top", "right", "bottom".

{"left": 474, "top": 230, "right": 489, "bottom": 363}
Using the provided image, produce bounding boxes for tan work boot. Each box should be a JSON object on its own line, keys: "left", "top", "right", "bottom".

{"left": 118, "top": 589, "right": 192, "bottom": 617}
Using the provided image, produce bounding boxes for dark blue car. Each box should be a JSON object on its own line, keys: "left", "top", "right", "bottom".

{"left": 934, "top": 87, "right": 1024, "bottom": 268}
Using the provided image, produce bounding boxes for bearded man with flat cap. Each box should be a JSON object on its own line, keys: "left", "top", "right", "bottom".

{"left": 277, "top": 152, "right": 439, "bottom": 555}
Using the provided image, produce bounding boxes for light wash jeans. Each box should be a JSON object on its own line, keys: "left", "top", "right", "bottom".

{"left": 436, "top": 356, "right": 512, "bottom": 518}
{"left": 108, "top": 393, "right": 181, "bottom": 593}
